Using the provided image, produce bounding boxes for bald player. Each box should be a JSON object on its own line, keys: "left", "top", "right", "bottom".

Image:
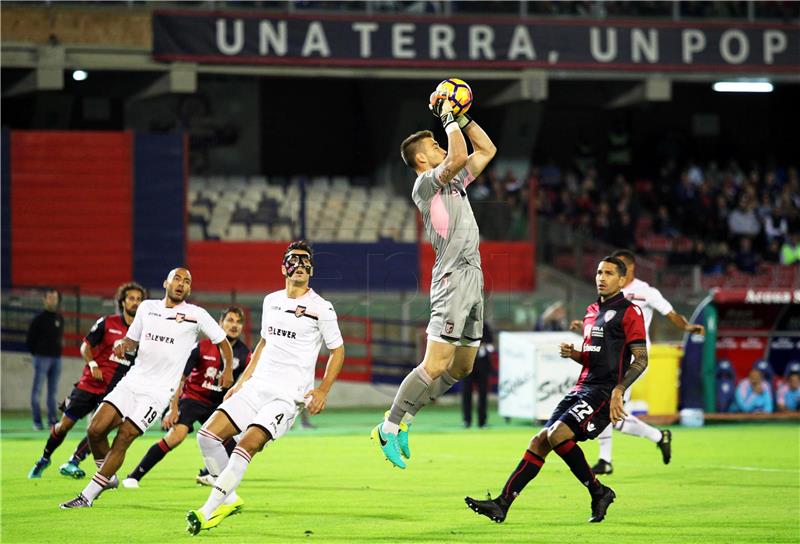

{"left": 60, "top": 268, "right": 234, "bottom": 509}
{"left": 371, "top": 87, "right": 496, "bottom": 468}
{"left": 571, "top": 249, "right": 705, "bottom": 474}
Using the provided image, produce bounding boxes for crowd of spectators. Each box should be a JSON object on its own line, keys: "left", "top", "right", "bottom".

{"left": 527, "top": 159, "right": 800, "bottom": 276}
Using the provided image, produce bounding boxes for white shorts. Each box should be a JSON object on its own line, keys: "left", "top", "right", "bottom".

{"left": 102, "top": 378, "right": 170, "bottom": 433}
{"left": 216, "top": 377, "right": 300, "bottom": 441}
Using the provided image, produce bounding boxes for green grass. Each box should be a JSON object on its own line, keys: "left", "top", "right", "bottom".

{"left": 2, "top": 407, "right": 798, "bottom": 543}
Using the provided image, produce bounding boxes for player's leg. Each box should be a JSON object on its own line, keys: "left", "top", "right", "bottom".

{"left": 593, "top": 423, "right": 614, "bottom": 474}
{"left": 188, "top": 397, "right": 294, "bottom": 535}
{"left": 86, "top": 402, "right": 123, "bottom": 468}
{"left": 56, "top": 390, "right": 105, "bottom": 478}
{"left": 123, "top": 423, "right": 190, "bottom": 487}
{"left": 28, "top": 412, "right": 77, "bottom": 478}
{"left": 60, "top": 435, "right": 91, "bottom": 478}
{"left": 615, "top": 414, "right": 672, "bottom": 463}
{"left": 546, "top": 397, "right": 616, "bottom": 522}
{"left": 465, "top": 428, "right": 550, "bottom": 522}
{"left": 30, "top": 356, "right": 46, "bottom": 430}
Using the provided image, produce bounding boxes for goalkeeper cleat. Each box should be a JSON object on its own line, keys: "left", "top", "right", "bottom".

{"left": 59, "top": 494, "right": 92, "bottom": 509}
{"left": 383, "top": 410, "right": 411, "bottom": 459}
{"left": 397, "top": 422, "right": 411, "bottom": 460}
{"left": 28, "top": 457, "right": 51, "bottom": 479}
{"left": 588, "top": 484, "right": 616, "bottom": 523}
{"left": 370, "top": 423, "right": 406, "bottom": 469}
{"left": 186, "top": 509, "right": 225, "bottom": 535}
{"left": 657, "top": 429, "right": 672, "bottom": 464}
{"left": 465, "top": 493, "right": 509, "bottom": 523}
{"left": 211, "top": 496, "right": 244, "bottom": 521}
{"left": 59, "top": 460, "right": 86, "bottom": 479}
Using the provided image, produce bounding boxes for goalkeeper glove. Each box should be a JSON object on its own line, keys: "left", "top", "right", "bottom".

{"left": 429, "top": 92, "right": 457, "bottom": 130}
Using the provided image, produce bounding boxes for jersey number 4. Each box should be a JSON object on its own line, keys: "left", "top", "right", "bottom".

{"left": 569, "top": 400, "right": 594, "bottom": 422}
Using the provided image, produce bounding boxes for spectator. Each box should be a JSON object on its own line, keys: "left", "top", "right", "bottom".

{"left": 461, "top": 321, "right": 494, "bottom": 428}
{"left": 776, "top": 370, "right": 800, "bottom": 412}
{"left": 728, "top": 196, "right": 761, "bottom": 238}
{"left": 734, "top": 237, "right": 759, "bottom": 274}
{"left": 764, "top": 207, "right": 788, "bottom": 243}
{"left": 780, "top": 233, "right": 800, "bottom": 265}
{"left": 26, "top": 288, "right": 64, "bottom": 431}
{"left": 535, "top": 301, "right": 568, "bottom": 331}
{"left": 653, "top": 205, "right": 679, "bottom": 237}
{"left": 732, "top": 368, "right": 773, "bottom": 413}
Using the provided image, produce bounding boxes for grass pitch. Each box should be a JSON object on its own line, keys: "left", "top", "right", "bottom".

{"left": 2, "top": 406, "right": 798, "bottom": 543}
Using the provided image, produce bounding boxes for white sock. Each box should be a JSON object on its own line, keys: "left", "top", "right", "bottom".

{"left": 197, "top": 428, "right": 229, "bottom": 476}
{"left": 82, "top": 472, "right": 109, "bottom": 502}
{"left": 199, "top": 447, "right": 251, "bottom": 519}
{"left": 382, "top": 420, "right": 400, "bottom": 434}
{"left": 618, "top": 414, "right": 663, "bottom": 443}
{"left": 401, "top": 413, "right": 415, "bottom": 425}
{"left": 597, "top": 424, "right": 613, "bottom": 462}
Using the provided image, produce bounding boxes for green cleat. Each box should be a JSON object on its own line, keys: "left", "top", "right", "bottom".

{"left": 212, "top": 496, "right": 244, "bottom": 520}
{"left": 59, "top": 461, "right": 86, "bottom": 479}
{"left": 370, "top": 423, "right": 406, "bottom": 469}
{"left": 28, "top": 457, "right": 51, "bottom": 479}
{"left": 383, "top": 410, "right": 411, "bottom": 459}
{"left": 397, "top": 422, "right": 411, "bottom": 459}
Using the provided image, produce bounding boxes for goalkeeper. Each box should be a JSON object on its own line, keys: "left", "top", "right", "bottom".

{"left": 371, "top": 85, "right": 496, "bottom": 469}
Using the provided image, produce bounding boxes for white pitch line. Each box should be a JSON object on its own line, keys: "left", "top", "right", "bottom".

{"left": 698, "top": 465, "right": 799, "bottom": 474}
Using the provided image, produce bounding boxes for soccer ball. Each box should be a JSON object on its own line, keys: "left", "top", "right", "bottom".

{"left": 431, "top": 78, "right": 473, "bottom": 117}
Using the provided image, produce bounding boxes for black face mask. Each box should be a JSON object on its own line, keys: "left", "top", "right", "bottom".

{"left": 283, "top": 252, "right": 313, "bottom": 277}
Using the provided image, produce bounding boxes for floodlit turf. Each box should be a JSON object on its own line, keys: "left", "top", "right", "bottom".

{"left": 2, "top": 407, "right": 798, "bottom": 543}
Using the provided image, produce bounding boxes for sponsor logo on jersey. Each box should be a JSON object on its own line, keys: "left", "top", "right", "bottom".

{"left": 267, "top": 326, "right": 297, "bottom": 339}
{"left": 144, "top": 332, "right": 175, "bottom": 344}
{"left": 295, "top": 305, "right": 307, "bottom": 318}
{"left": 149, "top": 312, "right": 162, "bottom": 317}
{"left": 270, "top": 305, "right": 281, "bottom": 310}
{"left": 604, "top": 310, "right": 617, "bottom": 322}
{"left": 584, "top": 345, "right": 602, "bottom": 352}
{"left": 591, "top": 326, "right": 604, "bottom": 338}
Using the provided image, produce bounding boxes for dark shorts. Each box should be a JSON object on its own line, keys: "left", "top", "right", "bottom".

{"left": 176, "top": 398, "right": 216, "bottom": 432}
{"left": 62, "top": 387, "right": 105, "bottom": 421}
{"left": 545, "top": 389, "right": 611, "bottom": 442}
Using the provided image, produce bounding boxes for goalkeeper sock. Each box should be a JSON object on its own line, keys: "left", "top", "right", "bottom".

{"left": 385, "top": 364, "right": 433, "bottom": 433}
{"left": 406, "top": 371, "right": 458, "bottom": 417}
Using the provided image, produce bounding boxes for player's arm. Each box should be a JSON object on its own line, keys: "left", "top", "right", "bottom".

{"left": 215, "top": 338, "right": 234, "bottom": 389}
{"left": 431, "top": 97, "right": 468, "bottom": 185}
{"left": 611, "top": 343, "right": 648, "bottom": 422}
{"left": 665, "top": 311, "right": 705, "bottom": 335}
{"left": 80, "top": 341, "right": 103, "bottom": 381}
{"left": 304, "top": 344, "right": 345, "bottom": 415}
{"left": 463, "top": 121, "right": 497, "bottom": 179}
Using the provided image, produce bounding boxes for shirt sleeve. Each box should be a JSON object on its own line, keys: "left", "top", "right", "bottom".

{"left": 198, "top": 308, "right": 226, "bottom": 345}
{"left": 126, "top": 301, "right": 147, "bottom": 342}
{"left": 622, "top": 304, "right": 647, "bottom": 346}
{"left": 319, "top": 303, "right": 344, "bottom": 350}
{"left": 647, "top": 285, "right": 674, "bottom": 316}
{"left": 84, "top": 317, "right": 107, "bottom": 348}
{"left": 183, "top": 345, "right": 200, "bottom": 377}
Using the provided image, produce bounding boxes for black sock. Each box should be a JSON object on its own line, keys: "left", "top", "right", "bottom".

{"left": 70, "top": 436, "right": 91, "bottom": 464}
{"left": 500, "top": 450, "right": 545, "bottom": 503}
{"left": 128, "top": 439, "right": 171, "bottom": 480}
{"left": 43, "top": 425, "right": 67, "bottom": 459}
{"left": 554, "top": 439, "right": 601, "bottom": 494}
{"left": 223, "top": 437, "right": 237, "bottom": 457}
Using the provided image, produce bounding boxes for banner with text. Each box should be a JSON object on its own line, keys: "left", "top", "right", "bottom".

{"left": 153, "top": 11, "right": 799, "bottom": 72}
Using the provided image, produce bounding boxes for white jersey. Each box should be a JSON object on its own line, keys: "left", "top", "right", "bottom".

{"left": 123, "top": 298, "right": 226, "bottom": 399}
{"left": 253, "top": 288, "right": 343, "bottom": 401}
{"left": 621, "top": 278, "right": 674, "bottom": 345}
